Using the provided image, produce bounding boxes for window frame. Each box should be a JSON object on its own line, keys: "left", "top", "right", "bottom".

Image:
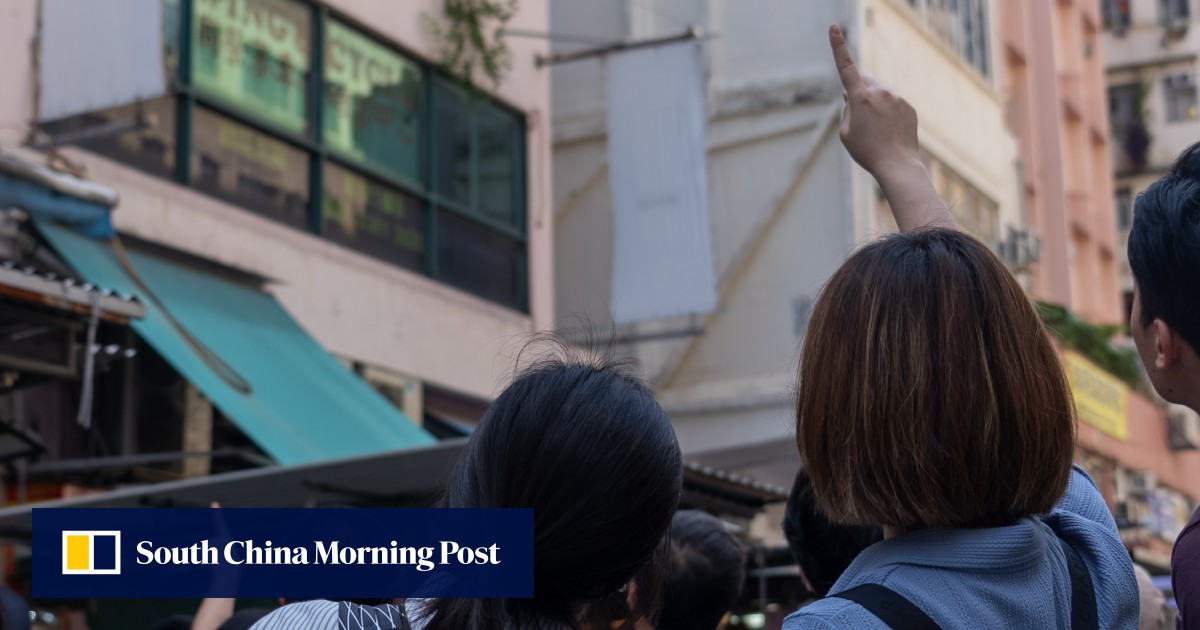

{"left": 1164, "top": 73, "right": 1199, "bottom": 123}
{"left": 169, "top": 0, "right": 528, "bottom": 312}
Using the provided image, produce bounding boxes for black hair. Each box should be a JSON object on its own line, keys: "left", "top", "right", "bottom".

{"left": 419, "top": 349, "right": 683, "bottom": 630}
{"left": 657, "top": 510, "right": 746, "bottom": 630}
{"left": 149, "top": 615, "right": 194, "bottom": 630}
{"left": 1129, "top": 141, "right": 1200, "bottom": 353}
{"left": 781, "top": 467, "right": 882, "bottom": 597}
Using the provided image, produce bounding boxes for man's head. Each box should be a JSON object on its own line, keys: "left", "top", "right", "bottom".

{"left": 1128, "top": 142, "right": 1200, "bottom": 409}
{"left": 657, "top": 510, "right": 746, "bottom": 630}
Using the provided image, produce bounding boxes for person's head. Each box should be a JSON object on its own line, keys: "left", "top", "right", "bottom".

{"left": 796, "top": 229, "right": 1075, "bottom": 532}
{"left": 781, "top": 467, "right": 882, "bottom": 597}
{"left": 421, "top": 350, "right": 683, "bottom": 630}
{"left": 1128, "top": 142, "right": 1200, "bottom": 410}
{"left": 656, "top": 510, "right": 745, "bottom": 630}
{"left": 1132, "top": 563, "right": 1166, "bottom": 630}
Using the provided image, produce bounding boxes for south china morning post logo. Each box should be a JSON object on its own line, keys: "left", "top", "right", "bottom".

{"left": 61, "top": 531, "right": 121, "bottom": 575}
{"left": 35, "top": 508, "right": 534, "bottom": 598}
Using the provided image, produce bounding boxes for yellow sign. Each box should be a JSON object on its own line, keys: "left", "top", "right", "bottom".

{"left": 1064, "top": 351, "right": 1129, "bottom": 440}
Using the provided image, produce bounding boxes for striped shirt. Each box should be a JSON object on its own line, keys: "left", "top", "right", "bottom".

{"left": 250, "top": 600, "right": 408, "bottom": 630}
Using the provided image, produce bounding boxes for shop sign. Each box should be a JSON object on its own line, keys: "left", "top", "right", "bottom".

{"left": 1064, "top": 350, "right": 1129, "bottom": 441}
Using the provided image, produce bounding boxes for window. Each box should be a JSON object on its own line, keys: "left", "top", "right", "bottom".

{"left": 1165, "top": 74, "right": 1199, "bottom": 122}
{"left": 1103, "top": 0, "right": 1133, "bottom": 31}
{"left": 1160, "top": 0, "right": 1191, "bottom": 24}
{"left": 191, "top": 107, "right": 310, "bottom": 229}
{"left": 43, "top": 0, "right": 528, "bottom": 312}
{"left": 192, "top": 0, "right": 311, "bottom": 134}
{"left": 323, "top": 20, "right": 424, "bottom": 184}
{"left": 1109, "top": 84, "right": 1139, "bottom": 132}
{"left": 40, "top": 98, "right": 178, "bottom": 180}
{"left": 437, "top": 212, "right": 523, "bottom": 311}
{"left": 909, "top": 0, "right": 991, "bottom": 78}
{"left": 323, "top": 163, "right": 426, "bottom": 274}
{"left": 1115, "top": 187, "right": 1133, "bottom": 230}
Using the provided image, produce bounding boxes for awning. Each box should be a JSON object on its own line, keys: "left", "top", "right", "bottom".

{"left": 34, "top": 221, "right": 434, "bottom": 465}
{"left": 0, "top": 438, "right": 467, "bottom": 540}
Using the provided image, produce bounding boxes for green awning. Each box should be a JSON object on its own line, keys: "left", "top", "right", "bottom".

{"left": 36, "top": 221, "right": 434, "bottom": 465}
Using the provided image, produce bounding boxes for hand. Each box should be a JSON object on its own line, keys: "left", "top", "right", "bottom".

{"left": 829, "top": 25, "right": 922, "bottom": 178}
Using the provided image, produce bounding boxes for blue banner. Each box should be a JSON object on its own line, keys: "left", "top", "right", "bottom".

{"left": 34, "top": 508, "right": 533, "bottom": 599}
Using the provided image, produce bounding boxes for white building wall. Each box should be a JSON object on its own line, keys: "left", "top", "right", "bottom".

{"left": 0, "top": 0, "right": 553, "bottom": 402}
{"left": 552, "top": 0, "right": 1023, "bottom": 486}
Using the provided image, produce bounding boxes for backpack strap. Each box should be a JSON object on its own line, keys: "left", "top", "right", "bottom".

{"left": 1056, "top": 536, "right": 1099, "bottom": 630}
{"left": 832, "top": 584, "right": 941, "bottom": 630}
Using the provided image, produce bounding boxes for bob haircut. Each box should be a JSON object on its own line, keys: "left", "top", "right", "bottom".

{"left": 796, "top": 228, "right": 1075, "bottom": 530}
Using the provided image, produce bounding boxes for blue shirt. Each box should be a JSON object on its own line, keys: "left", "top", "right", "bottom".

{"left": 783, "top": 466, "right": 1139, "bottom": 629}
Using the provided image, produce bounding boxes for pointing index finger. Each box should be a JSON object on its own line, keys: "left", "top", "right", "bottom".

{"left": 829, "top": 24, "right": 863, "bottom": 93}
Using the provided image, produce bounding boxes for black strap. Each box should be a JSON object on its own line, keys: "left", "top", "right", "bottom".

{"left": 831, "top": 535, "right": 1099, "bottom": 630}
{"left": 1057, "top": 536, "right": 1099, "bottom": 630}
{"left": 833, "top": 584, "right": 941, "bottom": 630}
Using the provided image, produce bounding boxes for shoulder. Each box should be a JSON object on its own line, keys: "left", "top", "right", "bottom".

{"left": 250, "top": 600, "right": 339, "bottom": 629}
{"left": 1051, "top": 466, "right": 1118, "bottom": 531}
{"left": 783, "top": 597, "right": 887, "bottom": 630}
{"left": 405, "top": 599, "right": 430, "bottom": 630}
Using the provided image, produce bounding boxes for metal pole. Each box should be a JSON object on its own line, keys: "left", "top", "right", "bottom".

{"left": 535, "top": 27, "right": 701, "bottom": 67}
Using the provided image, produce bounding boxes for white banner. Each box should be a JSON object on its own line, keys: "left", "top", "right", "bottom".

{"left": 607, "top": 40, "right": 716, "bottom": 326}
{"left": 40, "top": 0, "right": 166, "bottom": 121}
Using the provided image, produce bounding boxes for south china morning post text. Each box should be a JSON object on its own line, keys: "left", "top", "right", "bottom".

{"left": 33, "top": 508, "right": 534, "bottom": 599}
{"left": 135, "top": 538, "right": 501, "bottom": 571}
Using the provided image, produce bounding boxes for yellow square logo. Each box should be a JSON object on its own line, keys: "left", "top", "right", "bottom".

{"left": 61, "top": 531, "right": 121, "bottom": 575}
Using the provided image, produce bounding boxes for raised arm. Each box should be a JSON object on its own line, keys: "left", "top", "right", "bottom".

{"left": 828, "top": 25, "right": 956, "bottom": 232}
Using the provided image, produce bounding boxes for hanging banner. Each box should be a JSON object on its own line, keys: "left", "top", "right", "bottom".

{"left": 607, "top": 40, "right": 717, "bottom": 326}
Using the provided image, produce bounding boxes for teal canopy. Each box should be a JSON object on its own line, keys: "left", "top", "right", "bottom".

{"left": 37, "top": 221, "right": 434, "bottom": 465}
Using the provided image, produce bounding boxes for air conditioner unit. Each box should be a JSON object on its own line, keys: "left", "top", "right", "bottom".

{"left": 1169, "top": 405, "right": 1200, "bottom": 450}
{"left": 1129, "top": 471, "right": 1156, "bottom": 495}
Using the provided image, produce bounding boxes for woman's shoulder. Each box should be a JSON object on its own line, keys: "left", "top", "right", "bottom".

{"left": 783, "top": 597, "right": 887, "bottom": 630}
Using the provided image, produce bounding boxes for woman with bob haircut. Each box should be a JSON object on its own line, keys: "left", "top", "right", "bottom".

{"left": 409, "top": 344, "right": 682, "bottom": 630}
{"left": 782, "top": 27, "right": 1139, "bottom": 629}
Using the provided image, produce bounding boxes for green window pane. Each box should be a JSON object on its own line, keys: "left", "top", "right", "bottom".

{"left": 192, "top": 0, "right": 310, "bottom": 134}
{"left": 190, "top": 107, "right": 310, "bottom": 230}
{"left": 438, "top": 211, "right": 522, "bottom": 310}
{"left": 477, "top": 105, "right": 519, "bottom": 229}
{"left": 323, "top": 20, "right": 423, "bottom": 183}
{"left": 432, "top": 78, "right": 471, "bottom": 208}
{"left": 323, "top": 162, "right": 427, "bottom": 273}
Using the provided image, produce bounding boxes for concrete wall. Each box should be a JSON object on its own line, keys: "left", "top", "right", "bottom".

{"left": 551, "top": 0, "right": 1026, "bottom": 487}
{"left": 0, "top": 0, "right": 553, "bottom": 401}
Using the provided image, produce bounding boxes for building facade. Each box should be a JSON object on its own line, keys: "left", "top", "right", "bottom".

{"left": 1102, "top": 0, "right": 1199, "bottom": 318}
{"left": 1000, "top": 0, "right": 1123, "bottom": 324}
{"left": 552, "top": 0, "right": 1023, "bottom": 490}
{"left": 1099, "top": 0, "right": 1200, "bottom": 569}
{"left": 0, "top": 0, "right": 553, "bottom": 450}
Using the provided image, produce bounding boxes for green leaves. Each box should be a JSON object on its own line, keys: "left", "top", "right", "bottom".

{"left": 425, "top": 0, "right": 519, "bottom": 91}
{"left": 1037, "top": 301, "right": 1144, "bottom": 388}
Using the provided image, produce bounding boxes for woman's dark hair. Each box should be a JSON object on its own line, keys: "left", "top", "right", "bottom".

{"left": 1129, "top": 141, "right": 1200, "bottom": 353}
{"left": 419, "top": 349, "right": 683, "bottom": 629}
{"left": 657, "top": 510, "right": 746, "bottom": 630}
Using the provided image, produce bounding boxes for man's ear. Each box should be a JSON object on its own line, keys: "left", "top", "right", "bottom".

{"left": 1154, "top": 319, "right": 1182, "bottom": 370}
